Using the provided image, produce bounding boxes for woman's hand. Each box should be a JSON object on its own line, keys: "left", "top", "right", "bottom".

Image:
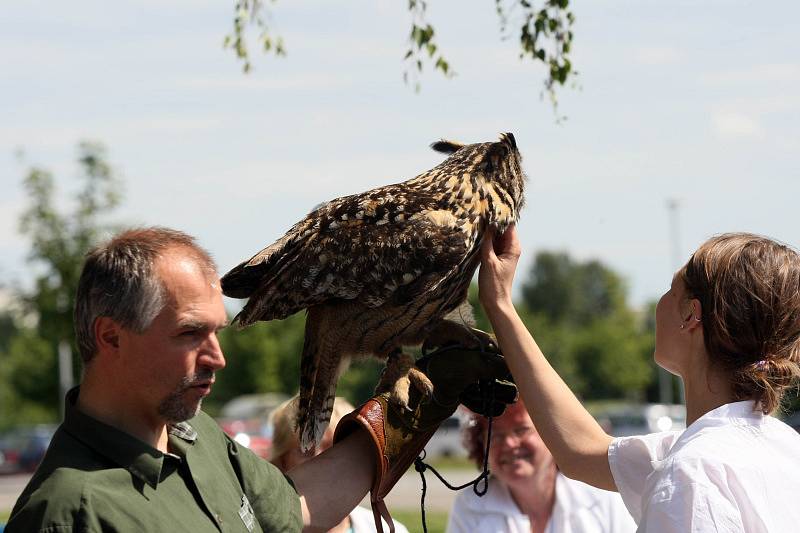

{"left": 479, "top": 224, "right": 522, "bottom": 312}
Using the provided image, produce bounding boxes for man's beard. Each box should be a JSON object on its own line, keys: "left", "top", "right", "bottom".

{"left": 158, "top": 369, "right": 214, "bottom": 423}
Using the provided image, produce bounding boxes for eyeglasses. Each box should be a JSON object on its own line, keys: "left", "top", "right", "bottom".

{"left": 488, "top": 425, "right": 536, "bottom": 445}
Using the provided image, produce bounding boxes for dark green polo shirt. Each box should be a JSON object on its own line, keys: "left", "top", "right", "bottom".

{"left": 6, "top": 388, "right": 302, "bottom": 533}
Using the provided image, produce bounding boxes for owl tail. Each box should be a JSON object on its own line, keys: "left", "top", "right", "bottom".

{"left": 297, "top": 354, "right": 351, "bottom": 453}
{"left": 296, "top": 331, "right": 321, "bottom": 452}
{"left": 295, "top": 319, "right": 353, "bottom": 453}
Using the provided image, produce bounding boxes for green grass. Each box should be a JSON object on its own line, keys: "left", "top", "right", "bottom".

{"left": 424, "top": 455, "right": 474, "bottom": 471}
{"left": 1, "top": 508, "right": 9, "bottom": 523}
{"left": 392, "top": 508, "right": 448, "bottom": 533}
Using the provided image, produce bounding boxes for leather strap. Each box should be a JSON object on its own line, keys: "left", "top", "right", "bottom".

{"left": 334, "top": 396, "right": 437, "bottom": 531}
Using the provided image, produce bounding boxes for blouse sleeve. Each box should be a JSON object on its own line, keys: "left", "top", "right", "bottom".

{"left": 607, "top": 431, "right": 680, "bottom": 524}
{"left": 639, "top": 466, "right": 744, "bottom": 532}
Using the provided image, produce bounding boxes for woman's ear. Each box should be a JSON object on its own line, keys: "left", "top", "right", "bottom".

{"left": 687, "top": 299, "right": 703, "bottom": 331}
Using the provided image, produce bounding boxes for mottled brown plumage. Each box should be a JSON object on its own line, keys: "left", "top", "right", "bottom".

{"left": 221, "top": 133, "right": 526, "bottom": 450}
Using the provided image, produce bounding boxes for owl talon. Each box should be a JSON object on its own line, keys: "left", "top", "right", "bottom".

{"left": 378, "top": 352, "right": 434, "bottom": 410}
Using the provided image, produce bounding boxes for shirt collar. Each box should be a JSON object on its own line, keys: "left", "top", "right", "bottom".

{"left": 669, "top": 399, "right": 763, "bottom": 455}
{"left": 696, "top": 400, "right": 763, "bottom": 423}
{"left": 62, "top": 387, "right": 198, "bottom": 489}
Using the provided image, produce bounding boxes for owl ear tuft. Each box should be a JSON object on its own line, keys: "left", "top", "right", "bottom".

{"left": 430, "top": 139, "right": 464, "bottom": 154}
{"left": 499, "top": 132, "right": 517, "bottom": 151}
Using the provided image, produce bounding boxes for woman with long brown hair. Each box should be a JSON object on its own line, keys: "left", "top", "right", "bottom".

{"left": 479, "top": 228, "right": 800, "bottom": 532}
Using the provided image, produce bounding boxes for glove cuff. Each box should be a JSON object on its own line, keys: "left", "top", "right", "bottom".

{"left": 334, "top": 396, "right": 440, "bottom": 533}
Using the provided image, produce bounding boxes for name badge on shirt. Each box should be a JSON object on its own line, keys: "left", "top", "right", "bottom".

{"left": 239, "top": 494, "right": 255, "bottom": 532}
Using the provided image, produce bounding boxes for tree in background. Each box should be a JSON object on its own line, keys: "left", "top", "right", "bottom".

{"left": 225, "top": 0, "right": 575, "bottom": 105}
{"left": 214, "top": 311, "right": 387, "bottom": 410}
{"left": 211, "top": 313, "right": 306, "bottom": 409}
{"left": 18, "top": 142, "right": 121, "bottom": 356}
{"left": 518, "top": 250, "right": 654, "bottom": 401}
{"left": 0, "top": 143, "right": 122, "bottom": 428}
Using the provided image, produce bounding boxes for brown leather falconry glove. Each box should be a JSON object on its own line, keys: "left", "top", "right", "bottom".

{"left": 333, "top": 346, "right": 517, "bottom": 533}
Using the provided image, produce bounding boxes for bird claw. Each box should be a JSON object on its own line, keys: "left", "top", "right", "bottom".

{"left": 378, "top": 352, "right": 434, "bottom": 410}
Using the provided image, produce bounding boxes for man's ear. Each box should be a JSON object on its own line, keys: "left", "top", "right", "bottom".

{"left": 94, "top": 316, "right": 122, "bottom": 356}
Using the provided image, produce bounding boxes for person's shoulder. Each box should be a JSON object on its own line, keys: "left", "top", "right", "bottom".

{"left": 7, "top": 465, "right": 91, "bottom": 532}
{"left": 611, "top": 430, "right": 682, "bottom": 460}
{"left": 670, "top": 414, "right": 800, "bottom": 480}
{"left": 672, "top": 414, "right": 799, "bottom": 462}
{"left": 763, "top": 414, "right": 800, "bottom": 444}
{"left": 14, "top": 426, "right": 100, "bottom": 504}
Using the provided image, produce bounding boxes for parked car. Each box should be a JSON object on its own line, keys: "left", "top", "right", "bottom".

{"left": 0, "top": 434, "right": 21, "bottom": 475}
{"left": 594, "top": 404, "right": 686, "bottom": 437}
{"left": 219, "top": 418, "right": 274, "bottom": 459}
{"left": 0, "top": 424, "right": 57, "bottom": 474}
{"left": 423, "top": 411, "right": 467, "bottom": 458}
{"left": 217, "top": 393, "right": 289, "bottom": 459}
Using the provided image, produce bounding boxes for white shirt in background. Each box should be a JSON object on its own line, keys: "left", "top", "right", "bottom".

{"left": 348, "top": 505, "right": 410, "bottom": 533}
{"left": 609, "top": 400, "right": 800, "bottom": 532}
{"left": 446, "top": 473, "right": 636, "bottom": 533}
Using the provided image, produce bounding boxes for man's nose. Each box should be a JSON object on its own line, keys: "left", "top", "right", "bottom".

{"left": 201, "top": 333, "right": 226, "bottom": 370}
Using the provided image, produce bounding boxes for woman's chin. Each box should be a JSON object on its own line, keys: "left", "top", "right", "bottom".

{"left": 495, "top": 462, "right": 534, "bottom": 483}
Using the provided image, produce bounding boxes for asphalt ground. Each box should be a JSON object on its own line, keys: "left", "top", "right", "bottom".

{"left": 0, "top": 474, "right": 28, "bottom": 514}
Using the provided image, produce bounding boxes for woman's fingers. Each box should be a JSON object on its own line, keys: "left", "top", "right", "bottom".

{"left": 495, "top": 225, "right": 521, "bottom": 260}
{"left": 481, "top": 228, "right": 498, "bottom": 262}
{"left": 482, "top": 225, "right": 521, "bottom": 263}
{"left": 479, "top": 225, "right": 522, "bottom": 309}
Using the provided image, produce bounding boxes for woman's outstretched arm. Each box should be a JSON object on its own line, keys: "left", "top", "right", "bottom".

{"left": 479, "top": 226, "right": 616, "bottom": 491}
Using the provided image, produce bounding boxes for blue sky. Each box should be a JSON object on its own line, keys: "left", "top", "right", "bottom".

{"left": 1, "top": 0, "right": 798, "bottom": 308}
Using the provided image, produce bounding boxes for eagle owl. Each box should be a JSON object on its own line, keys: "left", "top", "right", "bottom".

{"left": 221, "top": 133, "right": 526, "bottom": 451}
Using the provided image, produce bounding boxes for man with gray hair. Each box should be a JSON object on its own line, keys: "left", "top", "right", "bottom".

{"left": 6, "top": 226, "right": 516, "bottom": 533}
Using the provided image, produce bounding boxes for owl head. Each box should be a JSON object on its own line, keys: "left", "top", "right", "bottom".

{"left": 431, "top": 132, "right": 526, "bottom": 220}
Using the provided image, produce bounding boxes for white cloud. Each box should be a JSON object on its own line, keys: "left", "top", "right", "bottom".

{"left": 0, "top": 117, "right": 221, "bottom": 154}
{"left": 711, "top": 94, "right": 800, "bottom": 116}
{"left": 711, "top": 111, "right": 765, "bottom": 140}
{"left": 633, "top": 46, "right": 681, "bottom": 65}
{"left": 174, "top": 73, "right": 353, "bottom": 92}
{"left": 701, "top": 63, "right": 800, "bottom": 85}
{"left": 0, "top": 126, "right": 84, "bottom": 150}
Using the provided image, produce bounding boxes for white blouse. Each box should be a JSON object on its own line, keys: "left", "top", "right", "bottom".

{"left": 608, "top": 401, "right": 800, "bottom": 532}
{"left": 348, "top": 505, "right": 410, "bottom": 533}
{"left": 446, "top": 474, "right": 635, "bottom": 533}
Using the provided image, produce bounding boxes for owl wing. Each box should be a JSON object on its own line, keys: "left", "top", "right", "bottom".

{"left": 221, "top": 188, "right": 474, "bottom": 326}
